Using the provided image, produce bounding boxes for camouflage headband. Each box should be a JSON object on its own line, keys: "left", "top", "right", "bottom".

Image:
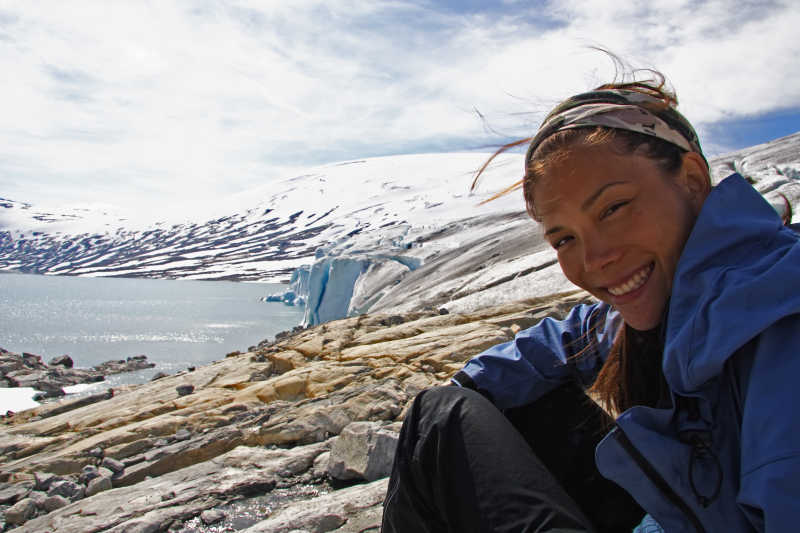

{"left": 525, "top": 88, "right": 705, "bottom": 168}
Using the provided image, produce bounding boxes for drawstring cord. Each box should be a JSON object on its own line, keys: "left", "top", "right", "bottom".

{"left": 677, "top": 396, "right": 723, "bottom": 508}
{"left": 682, "top": 430, "right": 723, "bottom": 507}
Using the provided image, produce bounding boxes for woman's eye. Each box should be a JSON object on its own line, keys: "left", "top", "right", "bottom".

{"left": 553, "top": 236, "right": 573, "bottom": 249}
{"left": 602, "top": 201, "right": 628, "bottom": 219}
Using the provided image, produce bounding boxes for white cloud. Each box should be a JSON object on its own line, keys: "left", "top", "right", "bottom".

{"left": 0, "top": 0, "right": 797, "bottom": 219}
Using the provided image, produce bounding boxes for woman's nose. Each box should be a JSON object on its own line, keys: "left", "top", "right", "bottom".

{"left": 582, "top": 236, "right": 620, "bottom": 272}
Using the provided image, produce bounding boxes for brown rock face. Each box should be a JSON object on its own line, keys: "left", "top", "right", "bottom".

{"left": 0, "top": 290, "right": 590, "bottom": 531}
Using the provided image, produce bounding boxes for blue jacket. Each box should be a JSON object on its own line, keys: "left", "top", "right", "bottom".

{"left": 454, "top": 174, "right": 800, "bottom": 532}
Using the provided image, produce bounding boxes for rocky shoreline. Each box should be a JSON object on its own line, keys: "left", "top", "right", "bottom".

{"left": 0, "top": 290, "right": 590, "bottom": 532}
{"left": 0, "top": 350, "right": 156, "bottom": 406}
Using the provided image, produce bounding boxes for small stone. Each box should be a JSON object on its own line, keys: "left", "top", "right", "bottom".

{"left": 154, "top": 439, "right": 169, "bottom": 447}
{"left": 101, "top": 457, "right": 125, "bottom": 474}
{"left": 48, "top": 480, "right": 85, "bottom": 501}
{"left": 174, "top": 429, "right": 191, "bottom": 441}
{"left": 150, "top": 372, "right": 169, "bottom": 381}
{"left": 43, "top": 494, "right": 70, "bottom": 512}
{"left": 176, "top": 384, "right": 194, "bottom": 396}
{"left": 187, "top": 366, "right": 196, "bottom": 372}
{"left": 5, "top": 498, "right": 37, "bottom": 525}
{"left": 88, "top": 447, "right": 105, "bottom": 458}
{"left": 80, "top": 465, "right": 101, "bottom": 484}
{"left": 86, "top": 475, "right": 112, "bottom": 497}
{"left": 200, "top": 509, "right": 226, "bottom": 525}
{"left": 48, "top": 355, "right": 74, "bottom": 368}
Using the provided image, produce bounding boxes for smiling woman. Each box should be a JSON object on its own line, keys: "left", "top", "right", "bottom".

{"left": 382, "top": 70, "right": 800, "bottom": 533}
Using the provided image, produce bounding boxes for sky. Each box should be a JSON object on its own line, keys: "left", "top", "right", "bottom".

{"left": 1, "top": 0, "right": 799, "bottom": 221}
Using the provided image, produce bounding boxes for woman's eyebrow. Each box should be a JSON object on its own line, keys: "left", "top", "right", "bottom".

{"left": 544, "top": 226, "right": 563, "bottom": 237}
{"left": 581, "top": 181, "right": 630, "bottom": 211}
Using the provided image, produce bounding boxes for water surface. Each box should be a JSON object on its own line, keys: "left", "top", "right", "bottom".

{"left": 0, "top": 273, "right": 304, "bottom": 393}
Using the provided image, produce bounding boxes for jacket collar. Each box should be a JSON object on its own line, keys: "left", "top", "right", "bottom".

{"left": 664, "top": 173, "right": 800, "bottom": 394}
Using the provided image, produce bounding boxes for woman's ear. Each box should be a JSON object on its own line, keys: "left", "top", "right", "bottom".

{"left": 679, "top": 152, "right": 712, "bottom": 214}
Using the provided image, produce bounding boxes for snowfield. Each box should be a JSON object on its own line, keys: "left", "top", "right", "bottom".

{"left": 2, "top": 132, "right": 799, "bottom": 326}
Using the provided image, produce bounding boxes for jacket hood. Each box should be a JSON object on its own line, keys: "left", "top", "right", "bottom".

{"left": 664, "top": 174, "right": 800, "bottom": 394}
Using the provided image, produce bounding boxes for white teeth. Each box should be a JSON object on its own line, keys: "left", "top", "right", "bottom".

{"left": 607, "top": 264, "right": 653, "bottom": 296}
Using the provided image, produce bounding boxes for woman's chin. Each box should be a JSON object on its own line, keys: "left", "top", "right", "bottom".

{"left": 617, "top": 304, "right": 666, "bottom": 331}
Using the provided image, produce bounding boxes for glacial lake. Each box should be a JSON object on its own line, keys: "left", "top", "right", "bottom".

{"left": 0, "top": 273, "right": 304, "bottom": 410}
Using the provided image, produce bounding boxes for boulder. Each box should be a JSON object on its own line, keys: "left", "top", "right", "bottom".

{"left": 5, "top": 497, "right": 37, "bottom": 525}
{"left": 200, "top": 508, "right": 226, "bottom": 525}
{"left": 86, "top": 475, "right": 113, "bottom": 497}
{"left": 327, "top": 421, "right": 398, "bottom": 482}
{"left": 176, "top": 384, "right": 195, "bottom": 396}
{"left": 33, "top": 472, "right": 59, "bottom": 492}
{"left": 101, "top": 457, "right": 125, "bottom": 474}
{"left": 43, "top": 494, "right": 70, "bottom": 512}
{"left": 27, "top": 490, "right": 48, "bottom": 509}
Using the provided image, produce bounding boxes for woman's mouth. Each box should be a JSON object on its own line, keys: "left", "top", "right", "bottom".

{"left": 606, "top": 263, "right": 654, "bottom": 297}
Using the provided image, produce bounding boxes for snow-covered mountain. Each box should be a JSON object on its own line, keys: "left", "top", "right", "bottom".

{"left": 2, "top": 133, "right": 799, "bottom": 326}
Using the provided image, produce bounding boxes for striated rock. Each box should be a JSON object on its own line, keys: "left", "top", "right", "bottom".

{"left": 327, "top": 422, "right": 398, "bottom": 482}
{"left": 0, "top": 482, "right": 32, "bottom": 504}
{"left": 0, "top": 291, "right": 594, "bottom": 531}
{"left": 14, "top": 444, "right": 327, "bottom": 532}
{"left": 241, "top": 478, "right": 389, "bottom": 532}
{"left": 42, "top": 389, "right": 114, "bottom": 419}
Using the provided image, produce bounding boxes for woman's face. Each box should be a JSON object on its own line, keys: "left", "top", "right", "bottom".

{"left": 534, "top": 143, "right": 709, "bottom": 330}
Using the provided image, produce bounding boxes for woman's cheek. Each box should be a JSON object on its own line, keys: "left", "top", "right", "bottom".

{"left": 558, "top": 254, "right": 586, "bottom": 292}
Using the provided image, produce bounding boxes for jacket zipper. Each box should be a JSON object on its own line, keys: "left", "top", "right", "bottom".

{"left": 613, "top": 425, "right": 706, "bottom": 533}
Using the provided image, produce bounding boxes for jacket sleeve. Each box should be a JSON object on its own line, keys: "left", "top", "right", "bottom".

{"left": 451, "top": 301, "right": 620, "bottom": 410}
{"left": 736, "top": 313, "right": 800, "bottom": 531}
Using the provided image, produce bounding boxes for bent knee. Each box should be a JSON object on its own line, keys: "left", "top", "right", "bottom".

{"left": 409, "top": 385, "right": 500, "bottom": 428}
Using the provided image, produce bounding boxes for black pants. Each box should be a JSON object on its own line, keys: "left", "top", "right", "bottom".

{"left": 381, "top": 384, "right": 644, "bottom": 533}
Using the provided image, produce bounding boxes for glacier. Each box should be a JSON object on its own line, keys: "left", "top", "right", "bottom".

{"left": 1, "top": 133, "right": 799, "bottom": 328}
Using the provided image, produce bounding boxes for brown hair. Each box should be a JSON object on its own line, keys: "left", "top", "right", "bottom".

{"left": 471, "top": 70, "right": 685, "bottom": 220}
